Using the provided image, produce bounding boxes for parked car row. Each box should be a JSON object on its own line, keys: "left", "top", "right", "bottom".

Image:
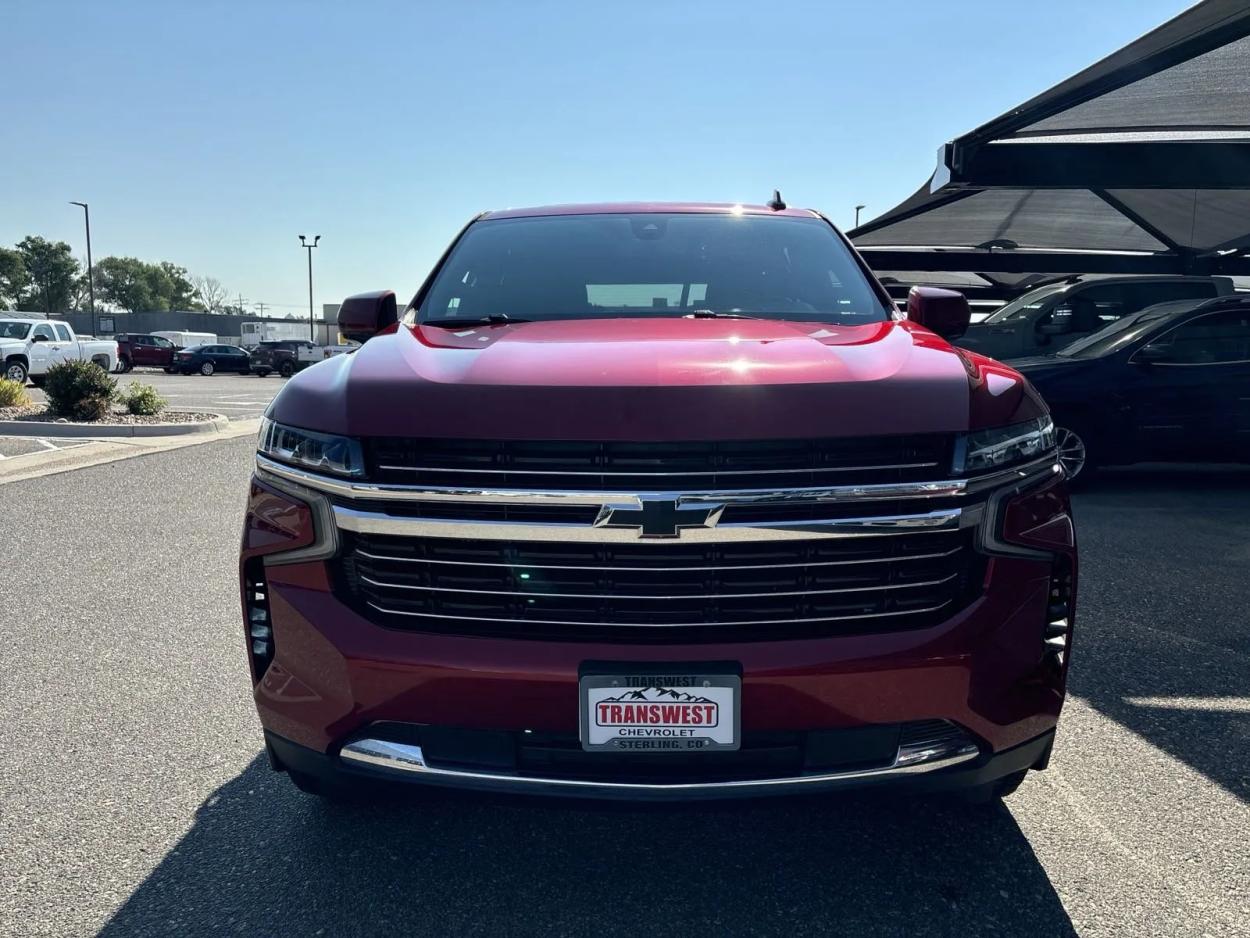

{"left": 956, "top": 274, "right": 1234, "bottom": 360}
{"left": 108, "top": 334, "right": 358, "bottom": 377}
{"left": 168, "top": 342, "right": 353, "bottom": 376}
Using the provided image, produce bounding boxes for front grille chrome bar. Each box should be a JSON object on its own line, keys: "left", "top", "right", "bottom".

{"left": 255, "top": 454, "right": 1057, "bottom": 546}
{"left": 256, "top": 453, "right": 969, "bottom": 507}
{"left": 358, "top": 571, "right": 960, "bottom": 601}
{"left": 333, "top": 504, "right": 971, "bottom": 543}
{"left": 256, "top": 453, "right": 1057, "bottom": 509}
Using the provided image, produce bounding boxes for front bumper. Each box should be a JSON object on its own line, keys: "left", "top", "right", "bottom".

{"left": 246, "top": 547, "right": 1068, "bottom": 799}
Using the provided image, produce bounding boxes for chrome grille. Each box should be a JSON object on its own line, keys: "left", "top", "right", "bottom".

{"left": 338, "top": 529, "right": 983, "bottom": 640}
{"left": 256, "top": 440, "right": 1062, "bottom": 642}
{"left": 365, "top": 435, "right": 955, "bottom": 490}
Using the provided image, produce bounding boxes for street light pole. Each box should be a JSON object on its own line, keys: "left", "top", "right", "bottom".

{"left": 854, "top": 204, "right": 866, "bottom": 227}
{"left": 70, "top": 201, "right": 96, "bottom": 331}
{"left": 299, "top": 235, "right": 320, "bottom": 342}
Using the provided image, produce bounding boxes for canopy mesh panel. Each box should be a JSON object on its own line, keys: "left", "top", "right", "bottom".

{"left": 1020, "top": 35, "right": 1250, "bottom": 136}
{"left": 854, "top": 189, "right": 1166, "bottom": 252}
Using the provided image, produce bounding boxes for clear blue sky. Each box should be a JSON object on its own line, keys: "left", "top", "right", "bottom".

{"left": 5, "top": 0, "right": 1186, "bottom": 314}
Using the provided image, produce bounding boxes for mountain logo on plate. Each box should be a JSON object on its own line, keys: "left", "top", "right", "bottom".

{"left": 594, "top": 685, "right": 719, "bottom": 728}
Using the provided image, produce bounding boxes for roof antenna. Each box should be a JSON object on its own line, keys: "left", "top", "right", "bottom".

{"left": 767, "top": 189, "right": 786, "bottom": 211}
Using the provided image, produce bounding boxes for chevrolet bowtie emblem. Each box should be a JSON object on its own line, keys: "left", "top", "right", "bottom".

{"left": 593, "top": 498, "right": 725, "bottom": 539}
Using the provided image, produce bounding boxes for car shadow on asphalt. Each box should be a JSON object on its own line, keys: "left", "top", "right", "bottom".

{"left": 1070, "top": 464, "right": 1250, "bottom": 803}
{"left": 99, "top": 757, "right": 1075, "bottom": 937}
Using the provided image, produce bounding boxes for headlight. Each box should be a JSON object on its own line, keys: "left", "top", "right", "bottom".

{"left": 958, "top": 416, "right": 1055, "bottom": 474}
{"left": 258, "top": 417, "right": 364, "bottom": 477}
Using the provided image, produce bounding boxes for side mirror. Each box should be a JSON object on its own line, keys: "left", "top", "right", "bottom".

{"left": 1039, "top": 310, "right": 1072, "bottom": 336}
{"left": 1134, "top": 343, "right": 1171, "bottom": 364}
{"left": 338, "top": 290, "right": 398, "bottom": 344}
{"left": 32, "top": 333, "right": 49, "bottom": 343}
{"left": 906, "top": 286, "right": 970, "bottom": 341}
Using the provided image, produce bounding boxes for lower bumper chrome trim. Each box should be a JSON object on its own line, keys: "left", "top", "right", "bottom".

{"left": 337, "top": 736, "right": 980, "bottom": 799}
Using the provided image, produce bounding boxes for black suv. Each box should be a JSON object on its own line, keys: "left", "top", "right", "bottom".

{"left": 959, "top": 275, "right": 1234, "bottom": 361}
{"left": 249, "top": 340, "right": 318, "bottom": 377}
{"left": 1015, "top": 295, "right": 1250, "bottom": 479}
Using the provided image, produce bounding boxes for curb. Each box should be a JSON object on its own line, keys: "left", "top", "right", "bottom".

{"left": 0, "top": 413, "right": 230, "bottom": 439}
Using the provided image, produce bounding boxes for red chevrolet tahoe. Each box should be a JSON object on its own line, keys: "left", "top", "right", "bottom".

{"left": 241, "top": 202, "right": 1075, "bottom": 803}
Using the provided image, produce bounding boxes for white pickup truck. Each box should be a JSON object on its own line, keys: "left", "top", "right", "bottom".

{"left": 0, "top": 317, "right": 120, "bottom": 385}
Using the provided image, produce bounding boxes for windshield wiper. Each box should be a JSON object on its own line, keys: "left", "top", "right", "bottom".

{"left": 423, "top": 314, "right": 533, "bottom": 328}
{"left": 683, "top": 309, "right": 763, "bottom": 320}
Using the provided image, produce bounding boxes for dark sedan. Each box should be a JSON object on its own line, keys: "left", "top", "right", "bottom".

{"left": 1014, "top": 296, "right": 1250, "bottom": 479}
{"left": 173, "top": 343, "right": 252, "bottom": 376}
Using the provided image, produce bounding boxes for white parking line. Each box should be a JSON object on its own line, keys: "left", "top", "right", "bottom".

{"left": 0, "top": 437, "right": 91, "bottom": 459}
{"left": 1123, "top": 695, "right": 1250, "bottom": 712}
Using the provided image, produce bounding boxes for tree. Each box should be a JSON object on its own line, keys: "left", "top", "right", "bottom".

{"left": 66, "top": 256, "right": 95, "bottom": 312}
{"left": 94, "top": 256, "right": 205, "bottom": 312}
{"left": 95, "top": 256, "right": 160, "bottom": 312}
{"left": 17, "top": 236, "right": 79, "bottom": 314}
{"left": 192, "top": 275, "right": 230, "bottom": 313}
{"left": 0, "top": 247, "right": 27, "bottom": 309}
{"left": 160, "top": 262, "right": 199, "bottom": 310}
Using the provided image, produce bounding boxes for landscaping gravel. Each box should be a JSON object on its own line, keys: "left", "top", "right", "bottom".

{"left": 0, "top": 404, "right": 218, "bottom": 425}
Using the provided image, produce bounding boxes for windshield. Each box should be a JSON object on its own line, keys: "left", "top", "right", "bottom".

{"left": 1057, "top": 306, "right": 1179, "bottom": 358}
{"left": 418, "top": 213, "right": 891, "bottom": 325}
{"left": 0, "top": 321, "right": 32, "bottom": 340}
{"left": 982, "top": 284, "right": 1068, "bottom": 323}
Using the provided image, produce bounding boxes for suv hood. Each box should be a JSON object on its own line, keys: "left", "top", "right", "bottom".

{"left": 270, "top": 317, "right": 1045, "bottom": 440}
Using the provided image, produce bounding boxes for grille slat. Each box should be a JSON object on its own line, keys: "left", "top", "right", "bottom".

{"left": 367, "top": 435, "right": 954, "bottom": 491}
{"left": 358, "top": 571, "right": 960, "bottom": 601}
{"left": 355, "top": 544, "right": 962, "bottom": 572}
{"left": 364, "top": 600, "right": 956, "bottom": 630}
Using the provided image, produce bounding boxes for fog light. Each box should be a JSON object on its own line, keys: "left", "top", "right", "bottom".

{"left": 243, "top": 558, "right": 274, "bottom": 682}
{"left": 1044, "top": 557, "right": 1074, "bottom": 666}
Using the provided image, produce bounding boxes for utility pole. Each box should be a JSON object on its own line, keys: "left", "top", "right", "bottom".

{"left": 236, "top": 293, "right": 247, "bottom": 315}
{"left": 854, "top": 204, "right": 866, "bottom": 227}
{"left": 69, "top": 201, "right": 96, "bottom": 331}
{"left": 299, "top": 235, "right": 320, "bottom": 342}
{"left": 255, "top": 301, "right": 268, "bottom": 317}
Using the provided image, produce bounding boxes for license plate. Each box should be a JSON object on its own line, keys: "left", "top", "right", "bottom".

{"left": 579, "top": 670, "right": 740, "bottom": 752}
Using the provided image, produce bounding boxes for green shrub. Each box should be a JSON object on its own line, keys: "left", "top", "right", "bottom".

{"left": 44, "top": 360, "right": 117, "bottom": 421}
{"left": 0, "top": 378, "right": 30, "bottom": 408}
{"left": 120, "top": 381, "right": 167, "bottom": 416}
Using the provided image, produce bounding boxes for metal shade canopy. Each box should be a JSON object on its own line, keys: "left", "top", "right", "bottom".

{"left": 851, "top": 0, "right": 1250, "bottom": 280}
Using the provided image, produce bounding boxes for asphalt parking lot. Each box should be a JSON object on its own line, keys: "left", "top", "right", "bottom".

{"left": 25, "top": 369, "right": 286, "bottom": 421}
{"left": 1, "top": 440, "right": 1247, "bottom": 937}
